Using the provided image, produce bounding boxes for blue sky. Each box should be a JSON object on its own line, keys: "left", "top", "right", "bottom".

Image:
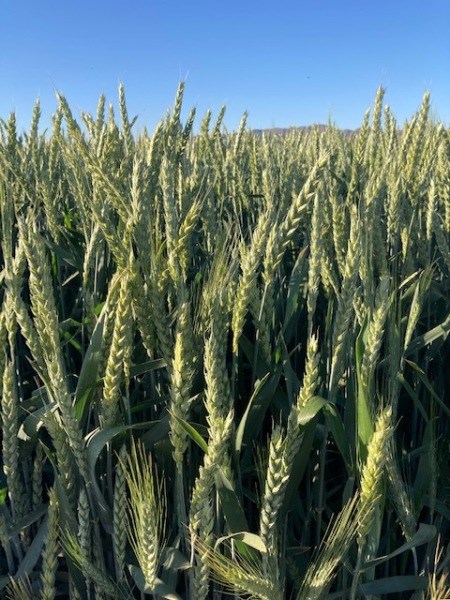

{"left": 1, "top": 0, "right": 449, "bottom": 133}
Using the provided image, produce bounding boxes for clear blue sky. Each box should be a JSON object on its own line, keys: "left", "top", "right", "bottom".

{"left": 1, "top": 0, "right": 449, "bottom": 133}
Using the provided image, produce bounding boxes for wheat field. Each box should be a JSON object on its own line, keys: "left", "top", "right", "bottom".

{"left": 0, "top": 85, "right": 449, "bottom": 599}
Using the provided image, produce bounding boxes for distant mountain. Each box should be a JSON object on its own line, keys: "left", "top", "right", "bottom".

{"left": 252, "top": 125, "right": 356, "bottom": 136}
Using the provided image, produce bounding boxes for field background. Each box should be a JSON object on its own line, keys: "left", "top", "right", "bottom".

{"left": 0, "top": 86, "right": 449, "bottom": 599}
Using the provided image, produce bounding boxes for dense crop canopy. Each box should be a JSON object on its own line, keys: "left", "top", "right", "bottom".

{"left": 0, "top": 85, "right": 449, "bottom": 599}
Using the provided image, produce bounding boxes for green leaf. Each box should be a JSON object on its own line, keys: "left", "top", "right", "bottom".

{"left": 404, "top": 312, "right": 450, "bottom": 357}
{"left": 298, "top": 395, "right": 328, "bottom": 425}
{"left": 128, "top": 565, "right": 153, "bottom": 593}
{"left": 423, "top": 496, "right": 450, "bottom": 522}
{"left": 128, "top": 565, "right": 182, "bottom": 599}
{"left": 75, "top": 308, "right": 106, "bottom": 405}
{"left": 214, "top": 469, "right": 259, "bottom": 561}
{"left": 169, "top": 413, "right": 208, "bottom": 454}
{"left": 140, "top": 413, "right": 171, "bottom": 446}
{"left": 234, "top": 365, "right": 282, "bottom": 452}
{"left": 6, "top": 504, "right": 48, "bottom": 537}
{"left": 239, "top": 333, "right": 271, "bottom": 380}
{"left": 283, "top": 245, "right": 308, "bottom": 337}
{"left": 405, "top": 359, "right": 450, "bottom": 418}
{"left": 235, "top": 373, "right": 270, "bottom": 453}
{"left": 282, "top": 418, "right": 317, "bottom": 516}
{"left": 354, "top": 315, "right": 373, "bottom": 462}
{"left": 414, "top": 418, "right": 435, "bottom": 506}
{"left": 44, "top": 237, "right": 83, "bottom": 271}
{"left": 0, "top": 514, "right": 50, "bottom": 592}
{"left": 215, "top": 531, "right": 267, "bottom": 554}
{"left": 129, "top": 358, "right": 166, "bottom": 378}
{"left": 360, "top": 575, "right": 427, "bottom": 595}
{"left": 61, "top": 328, "right": 82, "bottom": 351}
{"left": 215, "top": 469, "right": 248, "bottom": 534}
{"left": 162, "top": 546, "right": 191, "bottom": 571}
{"left": 280, "top": 337, "right": 301, "bottom": 402}
{"left": 361, "top": 523, "right": 436, "bottom": 570}
{"left": 324, "top": 403, "right": 353, "bottom": 474}
{"left": 153, "top": 578, "right": 184, "bottom": 600}
{"left": 18, "top": 403, "right": 56, "bottom": 443}
{"left": 397, "top": 373, "right": 429, "bottom": 421}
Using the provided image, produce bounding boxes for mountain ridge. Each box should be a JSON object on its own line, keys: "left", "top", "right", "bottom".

{"left": 252, "top": 125, "right": 357, "bottom": 136}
